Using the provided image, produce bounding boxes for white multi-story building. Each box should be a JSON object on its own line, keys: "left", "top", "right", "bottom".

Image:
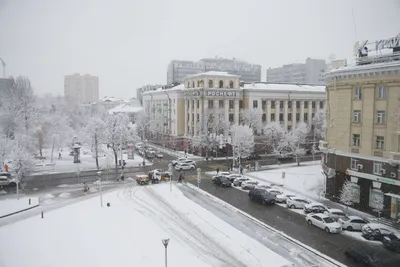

{"left": 64, "top": 73, "right": 99, "bottom": 104}
{"left": 142, "top": 72, "right": 326, "bottom": 150}
{"left": 136, "top": 84, "right": 164, "bottom": 105}
{"left": 267, "top": 58, "right": 327, "bottom": 85}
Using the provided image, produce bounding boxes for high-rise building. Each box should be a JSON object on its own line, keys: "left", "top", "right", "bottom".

{"left": 136, "top": 84, "right": 163, "bottom": 105}
{"left": 267, "top": 58, "right": 327, "bottom": 85}
{"left": 167, "top": 57, "right": 261, "bottom": 85}
{"left": 64, "top": 73, "right": 99, "bottom": 104}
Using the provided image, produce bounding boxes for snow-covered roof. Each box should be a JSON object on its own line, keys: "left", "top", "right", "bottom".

{"left": 242, "top": 83, "right": 325, "bottom": 93}
{"left": 101, "top": 97, "right": 125, "bottom": 102}
{"left": 325, "top": 60, "right": 400, "bottom": 76}
{"left": 108, "top": 104, "right": 143, "bottom": 114}
{"left": 187, "top": 71, "right": 240, "bottom": 78}
{"left": 142, "top": 84, "right": 185, "bottom": 95}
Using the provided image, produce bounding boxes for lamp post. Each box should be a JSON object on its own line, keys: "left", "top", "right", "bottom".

{"left": 97, "top": 171, "right": 103, "bottom": 207}
{"left": 0, "top": 57, "right": 5, "bottom": 78}
{"left": 161, "top": 238, "right": 170, "bottom": 267}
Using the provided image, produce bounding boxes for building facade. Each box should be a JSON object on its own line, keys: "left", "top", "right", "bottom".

{"left": 267, "top": 58, "right": 327, "bottom": 85}
{"left": 143, "top": 71, "right": 325, "bottom": 150}
{"left": 136, "top": 84, "right": 164, "bottom": 105}
{"left": 64, "top": 73, "right": 99, "bottom": 104}
{"left": 321, "top": 33, "right": 400, "bottom": 220}
{"left": 167, "top": 57, "right": 261, "bottom": 85}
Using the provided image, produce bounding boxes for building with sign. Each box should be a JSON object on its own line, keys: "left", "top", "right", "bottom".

{"left": 143, "top": 71, "right": 325, "bottom": 151}
{"left": 321, "top": 33, "right": 400, "bottom": 220}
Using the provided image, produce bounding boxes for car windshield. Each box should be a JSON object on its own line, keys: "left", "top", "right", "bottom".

{"left": 341, "top": 216, "right": 351, "bottom": 221}
{"left": 323, "top": 217, "right": 335, "bottom": 224}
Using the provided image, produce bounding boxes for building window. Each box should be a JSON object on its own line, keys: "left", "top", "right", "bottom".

{"left": 208, "top": 100, "right": 213, "bottom": 108}
{"left": 296, "top": 113, "right": 300, "bottom": 122}
{"left": 288, "top": 101, "right": 292, "bottom": 109}
{"left": 312, "top": 101, "right": 316, "bottom": 109}
{"left": 350, "top": 158, "right": 358, "bottom": 170}
{"left": 304, "top": 101, "right": 308, "bottom": 108}
{"left": 199, "top": 80, "right": 204, "bottom": 87}
{"left": 239, "top": 100, "right": 243, "bottom": 109}
{"left": 352, "top": 134, "right": 361, "bottom": 147}
{"left": 373, "top": 162, "right": 383, "bottom": 175}
{"left": 319, "top": 101, "right": 324, "bottom": 109}
{"left": 376, "top": 136, "right": 384, "bottom": 150}
{"left": 187, "top": 82, "right": 190, "bottom": 88}
{"left": 229, "top": 100, "right": 234, "bottom": 109}
{"left": 279, "top": 113, "right": 284, "bottom": 122}
{"left": 219, "top": 80, "right": 223, "bottom": 88}
{"left": 219, "top": 100, "right": 224, "bottom": 108}
{"left": 208, "top": 80, "right": 213, "bottom": 88}
{"left": 354, "top": 86, "right": 362, "bottom": 100}
{"left": 197, "top": 80, "right": 200, "bottom": 87}
{"left": 279, "top": 101, "right": 284, "bottom": 108}
{"left": 262, "top": 101, "right": 266, "bottom": 110}
{"left": 312, "top": 113, "right": 315, "bottom": 119}
{"left": 353, "top": 110, "right": 361, "bottom": 123}
{"left": 304, "top": 113, "right": 308, "bottom": 122}
{"left": 262, "top": 113, "right": 266, "bottom": 122}
{"left": 187, "top": 113, "right": 189, "bottom": 121}
{"left": 197, "top": 100, "right": 199, "bottom": 108}
{"left": 192, "top": 81, "right": 195, "bottom": 88}
{"left": 378, "top": 86, "right": 387, "bottom": 99}
{"left": 288, "top": 113, "right": 292, "bottom": 121}
{"left": 376, "top": 111, "right": 386, "bottom": 124}
{"left": 369, "top": 189, "right": 384, "bottom": 210}
{"left": 253, "top": 100, "right": 258, "bottom": 108}
{"left": 229, "top": 80, "right": 234, "bottom": 88}
{"left": 229, "top": 114, "right": 234, "bottom": 123}
{"left": 351, "top": 183, "right": 360, "bottom": 203}
{"left": 296, "top": 101, "right": 300, "bottom": 109}
{"left": 271, "top": 113, "right": 276, "bottom": 121}
{"left": 287, "top": 126, "right": 292, "bottom": 132}
{"left": 196, "top": 113, "right": 199, "bottom": 122}
{"left": 271, "top": 101, "right": 276, "bottom": 109}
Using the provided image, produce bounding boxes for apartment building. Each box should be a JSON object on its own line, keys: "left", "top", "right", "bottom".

{"left": 321, "top": 33, "right": 400, "bottom": 220}
{"left": 64, "top": 73, "right": 99, "bottom": 104}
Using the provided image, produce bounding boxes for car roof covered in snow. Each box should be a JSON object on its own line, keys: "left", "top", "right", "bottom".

{"left": 327, "top": 208, "right": 345, "bottom": 213}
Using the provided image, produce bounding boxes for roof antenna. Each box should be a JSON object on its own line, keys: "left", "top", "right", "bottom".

{"left": 352, "top": 8, "right": 358, "bottom": 41}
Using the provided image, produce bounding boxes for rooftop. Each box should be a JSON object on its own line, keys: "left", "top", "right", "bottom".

{"left": 141, "top": 84, "right": 185, "bottom": 95}
{"left": 187, "top": 71, "right": 240, "bottom": 79}
{"left": 242, "top": 82, "right": 325, "bottom": 93}
{"left": 108, "top": 104, "right": 143, "bottom": 114}
{"left": 325, "top": 60, "right": 400, "bottom": 77}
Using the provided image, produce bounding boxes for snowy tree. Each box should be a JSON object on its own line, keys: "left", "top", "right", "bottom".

{"left": 262, "top": 122, "right": 286, "bottom": 154}
{"left": 230, "top": 125, "right": 255, "bottom": 165}
{"left": 194, "top": 109, "right": 229, "bottom": 158}
{"left": 240, "top": 108, "right": 263, "bottom": 133}
{"left": 290, "top": 122, "right": 308, "bottom": 165}
{"left": 10, "top": 142, "right": 34, "bottom": 199}
{"left": 82, "top": 115, "right": 106, "bottom": 169}
{"left": 312, "top": 109, "right": 327, "bottom": 140}
{"left": 339, "top": 180, "right": 354, "bottom": 214}
{"left": 315, "top": 178, "right": 326, "bottom": 199}
{"left": 101, "top": 150, "right": 114, "bottom": 181}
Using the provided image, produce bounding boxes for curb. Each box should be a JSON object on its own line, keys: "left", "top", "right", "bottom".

{"left": 0, "top": 204, "right": 40, "bottom": 219}
{"left": 184, "top": 182, "right": 347, "bottom": 267}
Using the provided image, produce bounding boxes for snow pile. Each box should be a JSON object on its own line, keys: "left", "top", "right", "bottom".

{"left": 57, "top": 184, "right": 70, "bottom": 188}
{"left": 126, "top": 177, "right": 134, "bottom": 181}
{"left": 59, "top": 192, "right": 71, "bottom": 198}
{"left": 43, "top": 194, "right": 54, "bottom": 200}
{"left": 89, "top": 187, "right": 98, "bottom": 193}
{"left": 0, "top": 197, "right": 39, "bottom": 217}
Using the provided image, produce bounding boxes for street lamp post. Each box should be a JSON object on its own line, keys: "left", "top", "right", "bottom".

{"left": 0, "top": 57, "right": 5, "bottom": 78}
{"left": 161, "top": 238, "right": 170, "bottom": 267}
{"left": 97, "top": 171, "right": 103, "bottom": 207}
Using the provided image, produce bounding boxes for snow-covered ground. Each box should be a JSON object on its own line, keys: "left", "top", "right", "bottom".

{"left": 0, "top": 183, "right": 293, "bottom": 267}
{"left": 32, "top": 147, "right": 151, "bottom": 175}
{"left": 0, "top": 197, "right": 39, "bottom": 217}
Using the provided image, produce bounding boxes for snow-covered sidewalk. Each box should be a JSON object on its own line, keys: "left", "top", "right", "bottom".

{"left": 0, "top": 183, "right": 293, "bottom": 267}
{"left": 0, "top": 197, "right": 39, "bottom": 218}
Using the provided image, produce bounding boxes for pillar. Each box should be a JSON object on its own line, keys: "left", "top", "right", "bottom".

{"left": 184, "top": 99, "right": 188, "bottom": 136}
{"left": 300, "top": 100, "right": 305, "bottom": 123}
{"left": 267, "top": 100, "right": 271, "bottom": 123}
{"left": 234, "top": 99, "right": 239, "bottom": 125}
{"left": 284, "top": 100, "right": 288, "bottom": 130}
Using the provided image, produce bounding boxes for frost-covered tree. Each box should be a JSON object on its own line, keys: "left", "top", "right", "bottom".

{"left": 240, "top": 108, "right": 263, "bottom": 133}
{"left": 230, "top": 125, "right": 255, "bottom": 165}
{"left": 290, "top": 122, "right": 308, "bottom": 165}
{"left": 339, "top": 180, "right": 354, "bottom": 214}
{"left": 194, "top": 109, "right": 229, "bottom": 158}
{"left": 82, "top": 115, "right": 106, "bottom": 169}
{"left": 101, "top": 150, "right": 114, "bottom": 181}
{"left": 315, "top": 178, "right": 326, "bottom": 199}
{"left": 262, "top": 122, "right": 286, "bottom": 154}
{"left": 11, "top": 142, "right": 34, "bottom": 199}
{"left": 312, "top": 109, "right": 327, "bottom": 140}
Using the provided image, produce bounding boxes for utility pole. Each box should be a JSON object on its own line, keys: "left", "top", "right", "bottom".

{"left": 0, "top": 58, "right": 5, "bottom": 78}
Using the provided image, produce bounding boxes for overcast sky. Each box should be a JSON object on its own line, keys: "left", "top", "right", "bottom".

{"left": 0, "top": 0, "right": 399, "bottom": 98}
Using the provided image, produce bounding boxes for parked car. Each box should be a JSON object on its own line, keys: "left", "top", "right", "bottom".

{"left": 325, "top": 208, "right": 347, "bottom": 221}
{"left": 218, "top": 171, "right": 230, "bottom": 176}
{"left": 267, "top": 188, "right": 283, "bottom": 195}
{"left": 344, "top": 245, "right": 400, "bottom": 267}
{"left": 304, "top": 202, "right": 328, "bottom": 214}
{"left": 174, "top": 163, "right": 195, "bottom": 171}
{"left": 338, "top": 215, "right": 369, "bottom": 231}
{"left": 171, "top": 157, "right": 188, "bottom": 166}
{"left": 287, "top": 197, "right": 311, "bottom": 209}
{"left": 276, "top": 194, "right": 297, "bottom": 204}
{"left": 382, "top": 234, "right": 400, "bottom": 253}
{"left": 225, "top": 174, "right": 242, "bottom": 182}
{"left": 362, "top": 224, "right": 394, "bottom": 241}
{"left": 241, "top": 181, "right": 259, "bottom": 190}
{"left": 0, "top": 172, "right": 16, "bottom": 188}
{"left": 305, "top": 213, "right": 342, "bottom": 233}
{"left": 256, "top": 184, "right": 271, "bottom": 190}
{"left": 249, "top": 189, "right": 276, "bottom": 205}
{"left": 155, "top": 151, "right": 164, "bottom": 158}
{"left": 233, "top": 177, "right": 250, "bottom": 187}
{"left": 213, "top": 176, "right": 231, "bottom": 187}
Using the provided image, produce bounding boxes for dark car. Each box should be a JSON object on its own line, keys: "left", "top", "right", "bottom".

{"left": 213, "top": 176, "right": 231, "bottom": 187}
{"left": 345, "top": 245, "right": 400, "bottom": 267}
{"left": 307, "top": 206, "right": 328, "bottom": 214}
{"left": 249, "top": 189, "right": 276, "bottom": 205}
{"left": 382, "top": 234, "right": 400, "bottom": 253}
{"left": 362, "top": 224, "right": 393, "bottom": 241}
{"left": 246, "top": 154, "right": 261, "bottom": 160}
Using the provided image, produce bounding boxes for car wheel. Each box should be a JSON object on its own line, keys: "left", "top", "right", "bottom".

{"left": 190, "top": 167, "right": 194, "bottom": 171}
{"left": 325, "top": 227, "right": 330, "bottom": 233}
{"left": 346, "top": 226, "right": 353, "bottom": 231}
{"left": 262, "top": 200, "right": 266, "bottom": 205}
{"left": 250, "top": 195, "right": 254, "bottom": 200}
{"left": 9, "top": 182, "right": 16, "bottom": 187}
{"left": 243, "top": 186, "right": 247, "bottom": 190}
{"left": 140, "top": 181, "right": 145, "bottom": 185}
{"left": 368, "top": 236, "right": 375, "bottom": 241}
{"left": 307, "top": 220, "right": 313, "bottom": 226}
{"left": 290, "top": 204, "right": 295, "bottom": 209}
{"left": 179, "top": 168, "right": 183, "bottom": 171}
{"left": 270, "top": 199, "right": 275, "bottom": 204}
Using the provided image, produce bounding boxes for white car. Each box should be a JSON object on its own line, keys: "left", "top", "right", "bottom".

{"left": 325, "top": 208, "right": 347, "bottom": 221}
{"left": 276, "top": 194, "right": 297, "bottom": 204}
{"left": 233, "top": 177, "right": 250, "bottom": 186}
{"left": 286, "top": 197, "right": 311, "bottom": 209}
{"left": 306, "top": 213, "right": 342, "bottom": 233}
{"left": 171, "top": 157, "right": 188, "bottom": 166}
{"left": 267, "top": 188, "right": 283, "bottom": 195}
{"left": 256, "top": 184, "right": 271, "bottom": 190}
{"left": 175, "top": 163, "right": 195, "bottom": 171}
{"left": 338, "top": 215, "right": 369, "bottom": 231}
{"left": 241, "top": 181, "right": 259, "bottom": 190}
{"left": 225, "top": 174, "right": 241, "bottom": 182}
